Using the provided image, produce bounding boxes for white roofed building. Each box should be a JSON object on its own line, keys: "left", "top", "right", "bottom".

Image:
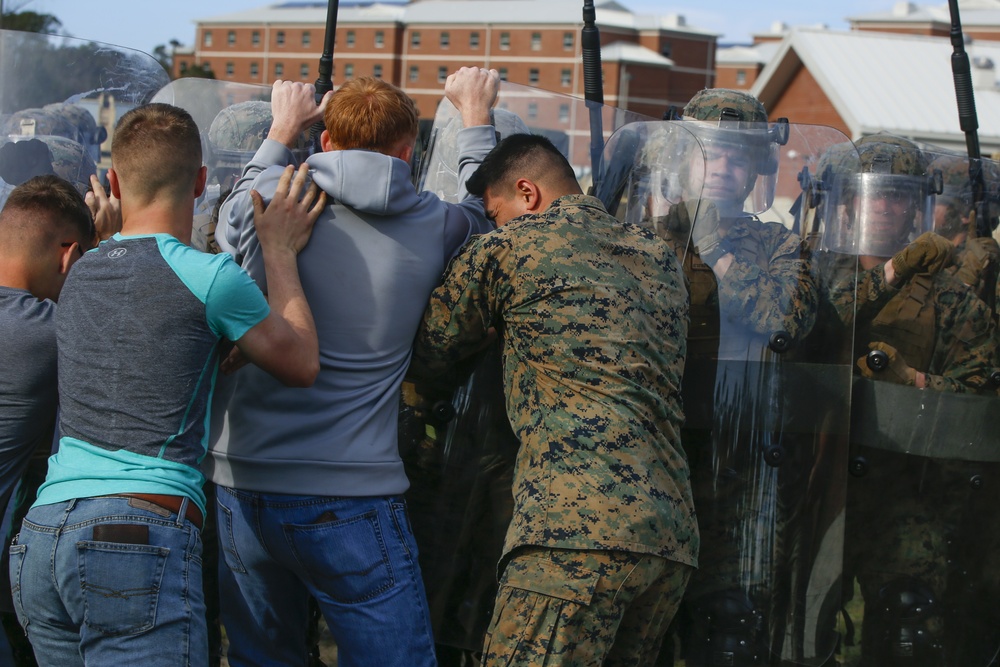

{"left": 750, "top": 27, "right": 1000, "bottom": 155}
{"left": 174, "top": 0, "right": 717, "bottom": 119}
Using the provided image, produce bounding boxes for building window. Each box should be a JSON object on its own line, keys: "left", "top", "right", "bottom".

{"left": 529, "top": 68, "right": 539, "bottom": 84}
{"left": 563, "top": 32, "right": 574, "bottom": 50}
{"left": 180, "top": 61, "right": 189, "bottom": 74}
{"left": 375, "top": 31, "right": 385, "bottom": 48}
{"left": 250, "top": 62, "right": 259, "bottom": 78}
{"left": 225, "top": 62, "right": 234, "bottom": 77}
{"left": 498, "top": 67, "right": 508, "bottom": 81}
{"left": 275, "top": 62, "right": 284, "bottom": 77}
{"left": 470, "top": 32, "right": 480, "bottom": 48}
{"left": 661, "top": 41, "right": 672, "bottom": 58}
{"left": 346, "top": 30, "right": 355, "bottom": 47}
{"left": 345, "top": 63, "right": 354, "bottom": 79}
{"left": 202, "top": 61, "right": 212, "bottom": 73}
{"left": 438, "top": 66, "right": 448, "bottom": 83}
{"left": 409, "top": 65, "right": 419, "bottom": 82}
{"left": 411, "top": 31, "right": 421, "bottom": 48}
{"left": 227, "top": 31, "right": 236, "bottom": 46}
{"left": 736, "top": 69, "right": 747, "bottom": 85}
{"left": 301, "top": 63, "right": 310, "bottom": 78}
{"left": 440, "top": 31, "right": 450, "bottom": 48}
{"left": 302, "top": 31, "right": 311, "bottom": 47}
{"left": 252, "top": 31, "right": 260, "bottom": 47}
{"left": 373, "top": 64, "right": 383, "bottom": 78}
{"left": 528, "top": 102, "right": 538, "bottom": 120}
{"left": 531, "top": 32, "right": 541, "bottom": 50}
{"left": 203, "top": 31, "right": 212, "bottom": 47}
{"left": 500, "top": 32, "right": 510, "bottom": 49}
{"left": 277, "top": 31, "right": 285, "bottom": 46}
{"left": 560, "top": 69, "right": 571, "bottom": 87}
{"left": 559, "top": 103, "right": 569, "bottom": 123}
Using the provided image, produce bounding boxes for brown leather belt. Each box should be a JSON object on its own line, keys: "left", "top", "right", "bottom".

{"left": 108, "top": 493, "right": 204, "bottom": 529}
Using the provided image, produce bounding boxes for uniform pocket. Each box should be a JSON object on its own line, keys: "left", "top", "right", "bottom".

{"left": 77, "top": 540, "right": 169, "bottom": 637}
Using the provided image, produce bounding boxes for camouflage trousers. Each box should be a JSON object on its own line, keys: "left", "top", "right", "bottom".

{"left": 482, "top": 546, "right": 692, "bottom": 667}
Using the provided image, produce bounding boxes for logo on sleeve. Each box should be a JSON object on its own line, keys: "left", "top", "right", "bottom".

{"left": 108, "top": 248, "right": 127, "bottom": 259}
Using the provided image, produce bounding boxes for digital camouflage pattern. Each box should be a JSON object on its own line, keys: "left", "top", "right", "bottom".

{"left": 652, "top": 201, "right": 818, "bottom": 354}
{"left": 482, "top": 546, "right": 692, "bottom": 667}
{"left": 207, "top": 100, "right": 275, "bottom": 170}
{"left": 410, "top": 193, "right": 698, "bottom": 566}
{"left": 0, "top": 108, "right": 76, "bottom": 141}
{"left": 683, "top": 88, "right": 768, "bottom": 124}
{"left": 33, "top": 135, "right": 96, "bottom": 188}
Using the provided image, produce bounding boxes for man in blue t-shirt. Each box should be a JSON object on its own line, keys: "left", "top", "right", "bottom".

{"left": 10, "top": 103, "right": 324, "bottom": 667}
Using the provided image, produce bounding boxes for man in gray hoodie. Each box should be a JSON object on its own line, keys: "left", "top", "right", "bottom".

{"left": 210, "top": 69, "right": 501, "bottom": 666}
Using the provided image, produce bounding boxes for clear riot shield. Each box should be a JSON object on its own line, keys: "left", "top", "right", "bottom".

{"left": 415, "top": 80, "right": 653, "bottom": 200}
{"left": 150, "top": 78, "right": 305, "bottom": 254}
{"left": 0, "top": 29, "right": 168, "bottom": 206}
{"left": 837, "top": 147, "right": 1000, "bottom": 667}
{"left": 600, "top": 120, "right": 858, "bottom": 667}
{"left": 402, "top": 86, "right": 655, "bottom": 656}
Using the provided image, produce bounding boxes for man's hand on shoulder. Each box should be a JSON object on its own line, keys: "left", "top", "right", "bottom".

{"left": 267, "top": 79, "right": 334, "bottom": 148}
{"left": 445, "top": 67, "right": 500, "bottom": 128}
{"left": 252, "top": 164, "right": 326, "bottom": 257}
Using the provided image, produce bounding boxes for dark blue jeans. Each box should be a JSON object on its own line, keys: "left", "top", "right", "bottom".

{"left": 10, "top": 497, "right": 206, "bottom": 667}
{"left": 216, "top": 488, "right": 436, "bottom": 667}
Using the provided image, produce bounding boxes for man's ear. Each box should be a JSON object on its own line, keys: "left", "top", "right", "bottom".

{"left": 516, "top": 178, "right": 543, "bottom": 213}
{"left": 320, "top": 130, "right": 334, "bottom": 153}
{"left": 58, "top": 241, "right": 80, "bottom": 275}
{"left": 398, "top": 142, "right": 414, "bottom": 165}
{"left": 194, "top": 165, "right": 208, "bottom": 198}
{"left": 108, "top": 168, "right": 121, "bottom": 199}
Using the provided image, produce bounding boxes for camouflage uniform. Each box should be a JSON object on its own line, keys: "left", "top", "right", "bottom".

{"left": 411, "top": 194, "right": 697, "bottom": 667}
{"left": 650, "top": 90, "right": 820, "bottom": 667}
{"left": 815, "top": 136, "right": 1000, "bottom": 666}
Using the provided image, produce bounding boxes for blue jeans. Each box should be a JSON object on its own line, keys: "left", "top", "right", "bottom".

{"left": 216, "top": 487, "right": 436, "bottom": 667}
{"left": 9, "top": 497, "right": 206, "bottom": 667}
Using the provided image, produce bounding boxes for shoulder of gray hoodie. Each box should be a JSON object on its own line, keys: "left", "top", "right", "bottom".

{"left": 217, "top": 125, "right": 497, "bottom": 291}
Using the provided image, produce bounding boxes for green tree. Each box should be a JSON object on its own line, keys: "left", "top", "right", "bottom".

{"left": 0, "top": 8, "right": 62, "bottom": 33}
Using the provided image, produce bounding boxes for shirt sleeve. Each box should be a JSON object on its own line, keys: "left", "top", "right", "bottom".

{"left": 204, "top": 257, "right": 270, "bottom": 342}
{"left": 409, "top": 233, "right": 511, "bottom": 382}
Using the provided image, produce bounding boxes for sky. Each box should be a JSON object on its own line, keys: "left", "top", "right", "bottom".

{"left": 13, "top": 0, "right": 887, "bottom": 56}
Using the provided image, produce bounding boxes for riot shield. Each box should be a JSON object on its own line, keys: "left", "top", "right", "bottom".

{"left": 150, "top": 78, "right": 296, "bottom": 254}
{"left": 600, "top": 119, "right": 858, "bottom": 666}
{"left": 403, "top": 87, "right": 656, "bottom": 658}
{"left": 416, "top": 80, "right": 653, "bottom": 200}
{"left": 838, "top": 146, "right": 1000, "bottom": 667}
{"left": 0, "top": 29, "right": 168, "bottom": 206}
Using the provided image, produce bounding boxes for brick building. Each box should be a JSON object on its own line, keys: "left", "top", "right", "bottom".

{"left": 172, "top": 0, "right": 717, "bottom": 121}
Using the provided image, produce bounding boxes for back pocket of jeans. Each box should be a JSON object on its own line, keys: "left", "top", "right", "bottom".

{"left": 285, "top": 509, "right": 394, "bottom": 603}
{"left": 78, "top": 541, "right": 169, "bottom": 636}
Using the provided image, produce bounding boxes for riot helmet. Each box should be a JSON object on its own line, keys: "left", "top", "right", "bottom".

{"left": 43, "top": 103, "right": 108, "bottom": 163}
{"left": 925, "top": 152, "right": 1000, "bottom": 239}
{"left": 206, "top": 101, "right": 276, "bottom": 188}
{"left": 0, "top": 135, "right": 95, "bottom": 194}
{"left": 818, "top": 134, "right": 936, "bottom": 258}
{"left": 676, "top": 88, "right": 789, "bottom": 216}
{"left": 1, "top": 108, "right": 77, "bottom": 143}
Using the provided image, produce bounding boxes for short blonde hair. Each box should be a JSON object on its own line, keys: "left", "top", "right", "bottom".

{"left": 112, "top": 103, "right": 202, "bottom": 204}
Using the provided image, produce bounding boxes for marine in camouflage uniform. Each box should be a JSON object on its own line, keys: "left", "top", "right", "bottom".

{"left": 810, "top": 135, "right": 1000, "bottom": 666}
{"left": 410, "top": 134, "right": 697, "bottom": 667}
{"left": 643, "top": 89, "right": 820, "bottom": 666}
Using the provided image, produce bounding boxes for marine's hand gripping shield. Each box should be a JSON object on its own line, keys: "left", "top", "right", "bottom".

{"left": 600, "top": 120, "right": 860, "bottom": 666}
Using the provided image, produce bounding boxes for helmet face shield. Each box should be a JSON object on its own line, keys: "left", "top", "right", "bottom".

{"left": 821, "top": 172, "right": 934, "bottom": 256}
{"left": 683, "top": 121, "right": 779, "bottom": 216}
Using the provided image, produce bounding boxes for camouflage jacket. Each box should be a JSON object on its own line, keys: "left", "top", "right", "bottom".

{"left": 818, "top": 253, "right": 998, "bottom": 393}
{"left": 411, "top": 194, "right": 699, "bottom": 566}
{"left": 659, "top": 211, "right": 817, "bottom": 358}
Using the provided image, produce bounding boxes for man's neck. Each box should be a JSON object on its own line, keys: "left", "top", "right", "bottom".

{"left": 119, "top": 202, "right": 195, "bottom": 245}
